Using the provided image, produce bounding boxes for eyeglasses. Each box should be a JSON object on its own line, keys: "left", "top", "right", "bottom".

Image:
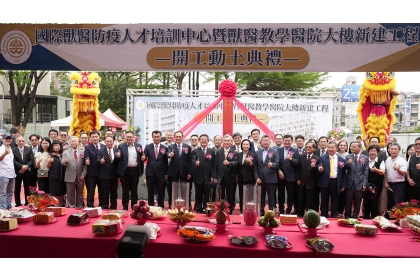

{"left": 61, "top": 134, "right": 67, "bottom": 137}
{"left": 415, "top": 143, "right": 420, "bottom": 146}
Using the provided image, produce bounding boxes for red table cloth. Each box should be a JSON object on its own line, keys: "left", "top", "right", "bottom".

{"left": 1, "top": 209, "right": 419, "bottom": 258}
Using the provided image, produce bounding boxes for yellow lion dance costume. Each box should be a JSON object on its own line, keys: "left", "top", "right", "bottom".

{"left": 68, "top": 71, "right": 101, "bottom": 138}
{"left": 356, "top": 72, "right": 399, "bottom": 147}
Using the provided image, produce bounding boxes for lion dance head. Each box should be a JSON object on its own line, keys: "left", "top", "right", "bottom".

{"left": 356, "top": 72, "right": 398, "bottom": 147}
{"left": 68, "top": 71, "right": 101, "bottom": 138}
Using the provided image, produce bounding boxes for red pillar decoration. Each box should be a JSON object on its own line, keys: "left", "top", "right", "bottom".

{"left": 219, "top": 80, "right": 237, "bottom": 136}
{"left": 178, "top": 79, "right": 275, "bottom": 139}
{"left": 223, "top": 97, "right": 233, "bottom": 136}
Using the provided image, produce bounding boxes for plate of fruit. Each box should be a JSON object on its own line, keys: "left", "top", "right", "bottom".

{"left": 337, "top": 218, "right": 361, "bottom": 227}
{"left": 168, "top": 208, "right": 195, "bottom": 223}
{"left": 257, "top": 210, "right": 280, "bottom": 234}
{"left": 148, "top": 206, "right": 167, "bottom": 219}
{"left": 130, "top": 200, "right": 155, "bottom": 221}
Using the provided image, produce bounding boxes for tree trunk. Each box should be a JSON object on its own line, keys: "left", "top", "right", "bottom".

{"left": 5, "top": 70, "right": 48, "bottom": 137}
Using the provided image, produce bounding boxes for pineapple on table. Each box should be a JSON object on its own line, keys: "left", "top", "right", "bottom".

{"left": 215, "top": 200, "right": 230, "bottom": 225}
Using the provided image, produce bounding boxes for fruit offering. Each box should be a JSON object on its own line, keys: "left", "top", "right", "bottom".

{"left": 130, "top": 200, "right": 153, "bottom": 220}
{"left": 149, "top": 206, "right": 167, "bottom": 218}
{"left": 213, "top": 200, "right": 229, "bottom": 225}
{"left": 303, "top": 210, "right": 321, "bottom": 229}
{"left": 168, "top": 208, "right": 195, "bottom": 222}
{"left": 257, "top": 210, "right": 280, "bottom": 227}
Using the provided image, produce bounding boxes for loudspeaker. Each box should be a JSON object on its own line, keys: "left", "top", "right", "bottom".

{"left": 117, "top": 225, "right": 151, "bottom": 258}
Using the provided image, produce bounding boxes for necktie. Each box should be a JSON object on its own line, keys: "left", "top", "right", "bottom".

{"left": 20, "top": 148, "right": 24, "bottom": 160}
{"left": 155, "top": 145, "right": 158, "bottom": 159}
{"left": 95, "top": 144, "right": 99, "bottom": 150}
{"left": 307, "top": 154, "right": 311, "bottom": 164}
{"left": 108, "top": 149, "right": 113, "bottom": 163}
{"left": 355, "top": 154, "right": 358, "bottom": 166}
{"left": 321, "top": 149, "right": 325, "bottom": 155}
{"left": 178, "top": 145, "right": 181, "bottom": 157}
{"left": 74, "top": 150, "right": 78, "bottom": 164}
{"left": 225, "top": 149, "right": 228, "bottom": 159}
{"left": 236, "top": 146, "right": 240, "bottom": 152}
{"left": 330, "top": 156, "right": 334, "bottom": 177}
{"left": 203, "top": 148, "right": 206, "bottom": 155}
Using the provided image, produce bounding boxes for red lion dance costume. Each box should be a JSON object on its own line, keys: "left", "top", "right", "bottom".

{"left": 356, "top": 72, "right": 399, "bottom": 147}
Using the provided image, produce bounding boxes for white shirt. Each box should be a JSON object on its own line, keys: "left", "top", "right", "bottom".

{"left": 385, "top": 156, "right": 407, "bottom": 183}
{"left": 368, "top": 157, "right": 385, "bottom": 169}
{"left": 127, "top": 144, "right": 137, "bottom": 167}
{"left": 253, "top": 141, "right": 260, "bottom": 151}
{"left": 0, "top": 146, "right": 16, "bottom": 178}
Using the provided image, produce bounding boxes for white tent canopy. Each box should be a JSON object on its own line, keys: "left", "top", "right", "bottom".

{"left": 51, "top": 115, "right": 108, "bottom": 127}
{"left": 51, "top": 110, "right": 126, "bottom": 128}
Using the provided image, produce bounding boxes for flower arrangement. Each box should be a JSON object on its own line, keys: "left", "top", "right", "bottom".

{"left": 359, "top": 158, "right": 366, "bottom": 165}
{"left": 311, "top": 158, "right": 317, "bottom": 163}
{"left": 206, "top": 154, "right": 212, "bottom": 160}
{"left": 391, "top": 199, "right": 420, "bottom": 223}
{"left": 183, "top": 147, "right": 188, "bottom": 154}
{"left": 136, "top": 146, "right": 142, "bottom": 153}
{"left": 160, "top": 148, "right": 166, "bottom": 154}
{"left": 80, "top": 153, "right": 84, "bottom": 159}
{"left": 328, "top": 127, "right": 346, "bottom": 142}
{"left": 338, "top": 161, "right": 344, "bottom": 168}
{"left": 288, "top": 150, "right": 294, "bottom": 156}
{"left": 268, "top": 152, "right": 273, "bottom": 159}
{"left": 27, "top": 187, "right": 58, "bottom": 211}
{"left": 227, "top": 152, "right": 234, "bottom": 159}
{"left": 248, "top": 155, "right": 254, "bottom": 161}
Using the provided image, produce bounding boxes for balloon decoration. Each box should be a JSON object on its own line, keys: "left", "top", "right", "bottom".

{"left": 179, "top": 80, "right": 275, "bottom": 139}
{"left": 356, "top": 72, "right": 399, "bottom": 147}
{"left": 68, "top": 71, "right": 102, "bottom": 138}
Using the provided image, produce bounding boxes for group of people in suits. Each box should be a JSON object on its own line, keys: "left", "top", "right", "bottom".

{"left": 2, "top": 125, "right": 418, "bottom": 220}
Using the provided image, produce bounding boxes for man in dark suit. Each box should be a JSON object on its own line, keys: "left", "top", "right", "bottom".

{"left": 167, "top": 131, "right": 192, "bottom": 210}
{"left": 28, "top": 134, "right": 42, "bottom": 187}
{"left": 314, "top": 136, "right": 328, "bottom": 157}
{"left": 277, "top": 134, "right": 299, "bottom": 214}
{"left": 191, "top": 134, "right": 215, "bottom": 213}
{"left": 295, "top": 135, "right": 306, "bottom": 155}
{"left": 255, "top": 135, "right": 279, "bottom": 215}
{"left": 249, "top": 128, "right": 262, "bottom": 153}
{"left": 117, "top": 131, "right": 144, "bottom": 210}
{"left": 317, "top": 141, "right": 347, "bottom": 218}
{"left": 361, "top": 136, "right": 387, "bottom": 162}
{"left": 345, "top": 141, "right": 369, "bottom": 218}
{"left": 12, "top": 136, "right": 34, "bottom": 206}
{"left": 141, "top": 130, "right": 168, "bottom": 208}
{"left": 215, "top": 134, "right": 238, "bottom": 214}
{"left": 230, "top": 132, "right": 242, "bottom": 153}
{"left": 296, "top": 141, "right": 320, "bottom": 216}
{"left": 84, "top": 130, "right": 105, "bottom": 207}
{"left": 98, "top": 136, "right": 120, "bottom": 210}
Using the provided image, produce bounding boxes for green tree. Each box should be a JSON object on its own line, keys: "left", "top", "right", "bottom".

{"left": 50, "top": 71, "right": 71, "bottom": 98}
{"left": 0, "top": 70, "right": 49, "bottom": 135}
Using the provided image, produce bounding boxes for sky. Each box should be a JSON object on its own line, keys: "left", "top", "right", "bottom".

{"left": 322, "top": 72, "right": 420, "bottom": 93}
